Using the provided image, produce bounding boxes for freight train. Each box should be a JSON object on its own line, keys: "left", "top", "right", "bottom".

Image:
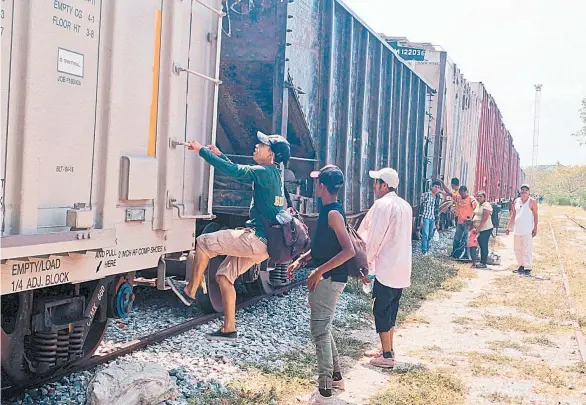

{"left": 384, "top": 37, "right": 523, "bottom": 200}
{"left": 0, "top": 0, "right": 522, "bottom": 387}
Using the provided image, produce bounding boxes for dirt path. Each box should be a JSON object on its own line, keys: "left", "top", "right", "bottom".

{"left": 335, "top": 208, "right": 586, "bottom": 405}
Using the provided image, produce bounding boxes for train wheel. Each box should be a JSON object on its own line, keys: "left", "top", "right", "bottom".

{"left": 1, "top": 291, "right": 108, "bottom": 386}
{"left": 193, "top": 223, "right": 225, "bottom": 314}
{"left": 1, "top": 292, "right": 33, "bottom": 386}
{"left": 191, "top": 253, "right": 225, "bottom": 314}
{"left": 108, "top": 276, "right": 135, "bottom": 319}
{"left": 72, "top": 308, "right": 109, "bottom": 366}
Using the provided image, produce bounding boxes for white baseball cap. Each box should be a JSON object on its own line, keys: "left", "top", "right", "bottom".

{"left": 369, "top": 168, "right": 399, "bottom": 189}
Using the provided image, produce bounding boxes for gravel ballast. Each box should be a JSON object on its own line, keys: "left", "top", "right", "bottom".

{"left": 3, "top": 230, "right": 456, "bottom": 405}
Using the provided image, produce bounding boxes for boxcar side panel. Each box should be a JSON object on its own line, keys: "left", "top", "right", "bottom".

{"left": 1, "top": 0, "right": 221, "bottom": 294}
{"left": 215, "top": 0, "right": 432, "bottom": 215}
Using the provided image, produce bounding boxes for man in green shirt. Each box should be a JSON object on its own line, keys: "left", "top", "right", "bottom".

{"left": 167, "top": 132, "right": 291, "bottom": 341}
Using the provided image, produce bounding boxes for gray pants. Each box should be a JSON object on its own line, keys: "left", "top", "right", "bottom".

{"left": 308, "top": 278, "right": 346, "bottom": 390}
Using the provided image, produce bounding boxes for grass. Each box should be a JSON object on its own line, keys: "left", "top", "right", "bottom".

{"left": 482, "top": 314, "right": 568, "bottom": 334}
{"left": 467, "top": 207, "right": 579, "bottom": 330}
{"left": 189, "top": 206, "right": 584, "bottom": 405}
{"left": 466, "top": 351, "right": 515, "bottom": 376}
{"left": 494, "top": 274, "right": 570, "bottom": 322}
{"left": 487, "top": 339, "right": 529, "bottom": 354}
{"left": 276, "top": 350, "right": 316, "bottom": 380}
{"left": 440, "top": 277, "right": 467, "bottom": 292}
{"left": 464, "top": 211, "right": 581, "bottom": 338}
{"left": 333, "top": 331, "right": 369, "bottom": 359}
{"left": 404, "top": 314, "right": 431, "bottom": 324}
{"left": 427, "top": 289, "right": 452, "bottom": 300}
{"left": 398, "top": 256, "right": 460, "bottom": 316}
{"left": 464, "top": 350, "right": 577, "bottom": 391}
{"left": 453, "top": 262, "right": 478, "bottom": 279}
{"left": 238, "top": 252, "right": 472, "bottom": 403}
{"left": 452, "top": 316, "right": 474, "bottom": 325}
{"left": 343, "top": 277, "right": 366, "bottom": 295}
{"left": 545, "top": 205, "right": 586, "bottom": 336}
{"left": 189, "top": 369, "right": 313, "bottom": 405}
{"left": 468, "top": 292, "right": 501, "bottom": 308}
{"left": 480, "top": 392, "right": 525, "bottom": 404}
{"left": 221, "top": 333, "right": 366, "bottom": 404}
{"left": 522, "top": 335, "right": 558, "bottom": 348}
{"left": 468, "top": 275, "right": 571, "bottom": 324}
{"left": 408, "top": 345, "right": 444, "bottom": 358}
{"left": 344, "top": 254, "right": 471, "bottom": 326}
{"left": 369, "top": 367, "right": 466, "bottom": 405}
{"left": 248, "top": 331, "right": 367, "bottom": 383}
{"left": 344, "top": 295, "right": 372, "bottom": 315}
{"left": 467, "top": 351, "right": 515, "bottom": 365}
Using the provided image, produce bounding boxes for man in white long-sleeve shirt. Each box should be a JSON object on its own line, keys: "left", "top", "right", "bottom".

{"left": 358, "top": 168, "right": 412, "bottom": 369}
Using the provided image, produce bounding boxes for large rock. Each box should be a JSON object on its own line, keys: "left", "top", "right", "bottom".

{"left": 87, "top": 362, "right": 178, "bottom": 405}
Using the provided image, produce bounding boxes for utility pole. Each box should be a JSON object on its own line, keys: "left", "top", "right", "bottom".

{"left": 532, "top": 84, "right": 542, "bottom": 167}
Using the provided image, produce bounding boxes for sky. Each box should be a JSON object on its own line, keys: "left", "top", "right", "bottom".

{"left": 345, "top": 0, "right": 586, "bottom": 167}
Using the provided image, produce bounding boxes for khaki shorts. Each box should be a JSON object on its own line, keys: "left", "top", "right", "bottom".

{"left": 196, "top": 228, "right": 269, "bottom": 284}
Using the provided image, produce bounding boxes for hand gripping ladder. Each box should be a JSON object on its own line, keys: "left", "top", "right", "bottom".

{"left": 168, "top": 0, "right": 224, "bottom": 226}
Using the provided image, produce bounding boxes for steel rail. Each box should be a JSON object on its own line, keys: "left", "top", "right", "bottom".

{"left": 2, "top": 279, "right": 306, "bottom": 399}
{"left": 548, "top": 219, "right": 586, "bottom": 364}
{"left": 566, "top": 214, "right": 586, "bottom": 231}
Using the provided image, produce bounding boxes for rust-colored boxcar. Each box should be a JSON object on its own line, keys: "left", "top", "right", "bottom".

{"left": 473, "top": 82, "right": 512, "bottom": 201}
{"left": 473, "top": 82, "right": 521, "bottom": 202}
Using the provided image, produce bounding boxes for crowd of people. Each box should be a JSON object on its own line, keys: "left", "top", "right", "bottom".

{"left": 418, "top": 178, "right": 538, "bottom": 273}
{"left": 166, "top": 132, "right": 539, "bottom": 404}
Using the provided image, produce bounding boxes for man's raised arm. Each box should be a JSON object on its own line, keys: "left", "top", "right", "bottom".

{"left": 189, "top": 141, "right": 256, "bottom": 182}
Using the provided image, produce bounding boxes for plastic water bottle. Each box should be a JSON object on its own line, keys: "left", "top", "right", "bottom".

{"left": 362, "top": 274, "right": 375, "bottom": 295}
{"left": 275, "top": 209, "right": 293, "bottom": 225}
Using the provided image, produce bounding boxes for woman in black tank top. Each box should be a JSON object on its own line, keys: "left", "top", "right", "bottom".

{"left": 287, "top": 165, "right": 356, "bottom": 401}
{"left": 311, "top": 202, "right": 349, "bottom": 283}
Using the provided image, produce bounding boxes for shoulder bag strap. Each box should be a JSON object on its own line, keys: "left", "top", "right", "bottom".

{"left": 284, "top": 185, "right": 293, "bottom": 209}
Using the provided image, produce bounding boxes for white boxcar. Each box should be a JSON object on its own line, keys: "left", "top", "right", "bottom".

{"left": 1, "top": 0, "right": 222, "bottom": 385}
{"left": 442, "top": 67, "right": 479, "bottom": 192}
{"left": 1, "top": 0, "right": 222, "bottom": 292}
{"left": 384, "top": 37, "right": 479, "bottom": 192}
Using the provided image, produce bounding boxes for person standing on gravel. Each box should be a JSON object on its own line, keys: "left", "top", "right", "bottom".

{"left": 287, "top": 165, "right": 355, "bottom": 404}
{"left": 167, "top": 132, "right": 290, "bottom": 342}
{"left": 471, "top": 191, "right": 494, "bottom": 269}
{"left": 505, "top": 184, "right": 538, "bottom": 276}
{"left": 357, "top": 168, "right": 412, "bottom": 369}
{"left": 419, "top": 180, "right": 442, "bottom": 254}
{"left": 439, "top": 180, "right": 477, "bottom": 258}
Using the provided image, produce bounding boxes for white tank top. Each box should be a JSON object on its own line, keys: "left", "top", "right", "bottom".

{"left": 514, "top": 198, "right": 534, "bottom": 235}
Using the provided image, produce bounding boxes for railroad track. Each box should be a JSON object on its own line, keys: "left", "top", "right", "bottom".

{"left": 2, "top": 279, "right": 306, "bottom": 400}
{"left": 549, "top": 217, "right": 586, "bottom": 364}
{"left": 566, "top": 214, "right": 586, "bottom": 231}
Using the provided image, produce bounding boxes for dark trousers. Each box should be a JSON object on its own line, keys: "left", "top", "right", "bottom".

{"left": 469, "top": 246, "right": 478, "bottom": 262}
{"left": 477, "top": 229, "right": 492, "bottom": 264}
{"left": 452, "top": 223, "right": 468, "bottom": 257}
{"left": 372, "top": 279, "right": 403, "bottom": 333}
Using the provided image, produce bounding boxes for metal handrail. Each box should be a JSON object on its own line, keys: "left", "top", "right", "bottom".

{"left": 194, "top": 0, "right": 225, "bottom": 17}
{"left": 173, "top": 63, "right": 222, "bottom": 85}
